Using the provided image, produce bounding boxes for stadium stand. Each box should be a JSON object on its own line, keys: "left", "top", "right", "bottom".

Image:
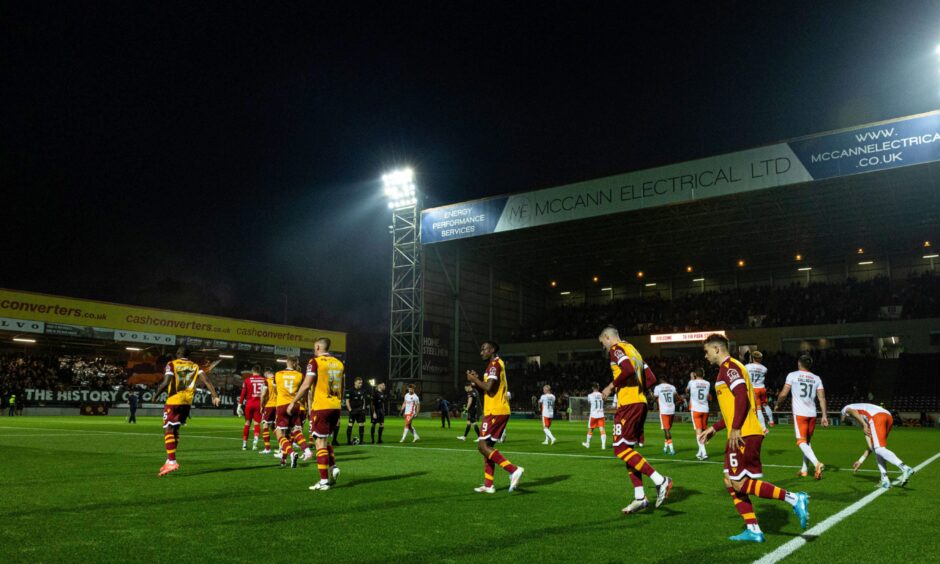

{"left": 514, "top": 273, "right": 940, "bottom": 341}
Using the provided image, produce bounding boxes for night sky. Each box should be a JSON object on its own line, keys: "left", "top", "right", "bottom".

{"left": 4, "top": 2, "right": 939, "bottom": 340}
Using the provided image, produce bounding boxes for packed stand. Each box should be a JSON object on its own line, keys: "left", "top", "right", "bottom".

{"left": 515, "top": 273, "right": 940, "bottom": 341}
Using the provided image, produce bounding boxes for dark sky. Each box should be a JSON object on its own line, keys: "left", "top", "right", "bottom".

{"left": 4, "top": 1, "right": 939, "bottom": 335}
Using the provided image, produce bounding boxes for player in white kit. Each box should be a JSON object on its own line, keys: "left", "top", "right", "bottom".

{"left": 652, "top": 380, "right": 677, "bottom": 455}
{"left": 744, "top": 351, "right": 773, "bottom": 431}
{"left": 538, "top": 385, "right": 557, "bottom": 445}
{"left": 685, "top": 368, "right": 711, "bottom": 460}
{"left": 582, "top": 383, "right": 607, "bottom": 449}
{"left": 841, "top": 402, "right": 914, "bottom": 488}
{"left": 399, "top": 384, "right": 421, "bottom": 443}
{"left": 776, "top": 355, "right": 827, "bottom": 479}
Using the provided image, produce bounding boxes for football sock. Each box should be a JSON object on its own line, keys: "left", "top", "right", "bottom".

{"left": 262, "top": 427, "right": 271, "bottom": 449}
{"left": 253, "top": 424, "right": 260, "bottom": 438}
{"left": 370, "top": 424, "right": 376, "bottom": 443}
{"left": 412, "top": 429, "right": 420, "bottom": 440}
{"left": 756, "top": 409, "right": 767, "bottom": 430}
{"left": 291, "top": 430, "right": 309, "bottom": 451}
{"left": 763, "top": 405, "right": 774, "bottom": 424}
{"left": 585, "top": 433, "right": 592, "bottom": 445}
{"left": 331, "top": 426, "right": 340, "bottom": 444}
{"left": 347, "top": 427, "right": 353, "bottom": 444}
{"left": 278, "top": 435, "right": 292, "bottom": 458}
{"left": 464, "top": 423, "right": 472, "bottom": 437}
{"left": 316, "top": 448, "right": 329, "bottom": 480}
{"left": 874, "top": 447, "right": 904, "bottom": 468}
{"left": 326, "top": 444, "right": 336, "bottom": 466}
{"left": 601, "top": 433, "right": 606, "bottom": 449}
{"left": 473, "top": 423, "right": 480, "bottom": 437}
{"left": 798, "top": 442, "right": 820, "bottom": 466}
{"left": 629, "top": 470, "right": 644, "bottom": 499}
{"left": 742, "top": 478, "right": 789, "bottom": 501}
{"left": 242, "top": 423, "right": 250, "bottom": 441}
{"left": 163, "top": 429, "right": 177, "bottom": 462}
{"left": 488, "top": 450, "right": 518, "bottom": 474}
{"left": 616, "top": 446, "right": 664, "bottom": 485}
{"left": 731, "top": 491, "right": 758, "bottom": 525}
{"left": 544, "top": 428, "right": 556, "bottom": 441}
{"left": 359, "top": 426, "right": 364, "bottom": 443}
{"left": 483, "top": 456, "right": 495, "bottom": 487}
{"left": 401, "top": 428, "right": 409, "bottom": 441}
{"left": 875, "top": 454, "right": 888, "bottom": 478}
{"left": 378, "top": 425, "right": 384, "bottom": 441}
{"left": 800, "top": 455, "right": 809, "bottom": 473}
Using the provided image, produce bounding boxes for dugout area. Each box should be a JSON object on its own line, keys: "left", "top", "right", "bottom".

{"left": 419, "top": 159, "right": 940, "bottom": 396}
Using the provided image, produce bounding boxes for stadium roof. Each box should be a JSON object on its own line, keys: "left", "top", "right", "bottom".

{"left": 454, "top": 161, "right": 939, "bottom": 285}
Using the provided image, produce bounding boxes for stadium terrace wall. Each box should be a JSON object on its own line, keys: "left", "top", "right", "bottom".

{"left": 0, "top": 288, "right": 346, "bottom": 354}
{"left": 421, "top": 244, "right": 548, "bottom": 396}
{"left": 499, "top": 317, "right": 940, "bottom": 362}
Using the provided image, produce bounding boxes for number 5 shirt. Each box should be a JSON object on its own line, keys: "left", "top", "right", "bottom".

{"left": 785, "top": 370, "right": 824, "bottom": 417}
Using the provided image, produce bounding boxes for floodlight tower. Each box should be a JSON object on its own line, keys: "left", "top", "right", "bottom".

{"left": 383, "top": 168, "right": 423, "bottom": 383}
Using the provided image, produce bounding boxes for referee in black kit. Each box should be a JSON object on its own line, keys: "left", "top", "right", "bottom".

{"left": 370, "top": 381, "right": 388, "bottom": 444}
{"left": 345, "top": 377, "right": 367, "bottom": 444}
{"left": 457, "top": 383, "right": 481, "bottom": 441}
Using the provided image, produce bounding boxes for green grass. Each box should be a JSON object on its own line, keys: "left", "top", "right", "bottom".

{"left": 0, "top": 415, "right": 937, "bottom": 563}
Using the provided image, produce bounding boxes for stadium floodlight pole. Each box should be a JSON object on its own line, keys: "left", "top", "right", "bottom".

{"left": 384, "top": 167, "right": 423, "bottom": 385}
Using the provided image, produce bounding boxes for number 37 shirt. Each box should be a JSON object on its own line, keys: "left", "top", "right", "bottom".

{"left": 785, "top": 370, "right": 824, "bottom": 417}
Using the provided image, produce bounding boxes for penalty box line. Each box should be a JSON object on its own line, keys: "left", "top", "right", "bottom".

{"left": 753, "top": 451, "right": 940, "bottom": 564}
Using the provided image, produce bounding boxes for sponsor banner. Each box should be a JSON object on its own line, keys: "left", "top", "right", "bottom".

{"left": 24, "top": 388, "right": 237, "bottom": 408}
{"left": 421, "top": 111, "right": 940, "bottom": 244}
{"left": 114, "top": 330, "right": 176, "bottom": 345}
{"left": 651, "top": 330, "right": 726, "bottom": 344}
{"left": 421, "top": 321, "right": 450, "bottom": 379}
{"left": 0, "top": 288, "right": 345, "bottom": 351}
{"left": 0, "top": 317, "right": 44, "bottom": 334}
{"left": 45, "top": 323, "right": 115, "bottom": 339}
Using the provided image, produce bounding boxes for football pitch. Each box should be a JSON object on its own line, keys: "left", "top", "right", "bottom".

{"left": 1, "top": 416, "right": 938, "bottom": 563}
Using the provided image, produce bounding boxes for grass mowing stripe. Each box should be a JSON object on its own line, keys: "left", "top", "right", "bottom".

{"left": 753, "top": 451, "right": 940, "bottom": 564}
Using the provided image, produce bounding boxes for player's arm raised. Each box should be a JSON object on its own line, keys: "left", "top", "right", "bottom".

{"left": 198, "top": 371, "right": 221, "bottom": 407}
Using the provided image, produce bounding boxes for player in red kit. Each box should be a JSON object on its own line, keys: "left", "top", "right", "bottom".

{"left": 238, "top": 365, "right": 266, "bottom": 450}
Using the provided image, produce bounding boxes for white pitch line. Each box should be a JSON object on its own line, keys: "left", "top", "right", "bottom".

{"left": 753, "top": 451, "right": 940, "bottom": 564}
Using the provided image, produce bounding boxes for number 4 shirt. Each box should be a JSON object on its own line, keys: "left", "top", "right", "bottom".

{"left": 785, "top": 370, "right": 824, "bottom": 417}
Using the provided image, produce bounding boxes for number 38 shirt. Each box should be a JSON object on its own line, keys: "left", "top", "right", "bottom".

{"left": 785, "top": 370, "right": 824, "bottom": 417}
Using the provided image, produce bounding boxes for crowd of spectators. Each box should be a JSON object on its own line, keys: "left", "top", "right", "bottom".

{"left": 0, "top": 353, "right": 129, "bottom": 408}
{"left": 515, "top": 273, "right": 940, "bottom": 341}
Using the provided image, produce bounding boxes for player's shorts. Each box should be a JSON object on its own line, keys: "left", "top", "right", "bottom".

{"left": 162, "top": 404, "right": 191, "bottom": 428}
{"left": 275, "top": 405, "right": 306, "bottom": 430}
{"left": 480, "top": 414, "right": 509, "bottom": 442}
{"left": 311, "top": 409, "right": 341, "bottom": 438}
{"left": 348, "top": 409, "right": 366, "bottom": 424}
{"left": 753, "top": 388, "right": 768, "bottom": 408}
{"left": 589, "top": 416, "right": 606, "bottom": 429}
{"left": 465, "top": 411, "right": 479, "bottom": 423}
{"left": 793, "top": 415, "right": 817, "bottom": 445}
{"left": 659, "top": 413, "right": 674, "bottom": 430}
{"left": 692, "top": 410, "right": 709, "bottom": 431}
{"left": 724, "top": 433, "right": 764, "bottom": 480}
{"left": 244, "top": 401, "right": 262, "bottom": 423}
{"left": 867, "top": 413, "right": 893, "bottom": 449}
{"left": 262, "top": 406, "right": 277, "bottom": 425}
{"left": 371, "top": 411, "right": 385, "bottom": 424}
{"left": 613, "top": 403, "right": 647, "bottom": 447}
{"left": 542, "top": 416, "right": 552, "bottom": 428}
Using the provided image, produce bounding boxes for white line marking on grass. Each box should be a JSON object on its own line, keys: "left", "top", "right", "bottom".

{"left": 753, "top": 451, "right": 940, "bottom": 564}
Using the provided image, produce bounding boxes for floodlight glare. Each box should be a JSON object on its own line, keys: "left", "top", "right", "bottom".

{"left": 383, "top": 167, "right": 418, "bottom": 209}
